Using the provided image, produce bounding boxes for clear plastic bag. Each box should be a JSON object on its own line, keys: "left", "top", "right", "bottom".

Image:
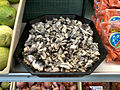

{"left": 91, "top": 15, "right": 97, "bottom": 24}
{"left": 93, "top": 0, "right": 120, "bottom": 64}
{"left": 98, "top": 0, "right": 109, "bottom": 18}
{"left": 94, "top": 0, "right": 100, "bottom": 9}
{"left": 94, "top": 15, "right": 104, "bottom": 37}
{"left": 100, "top": 0, "right": 109, "bottom": 10}
{"left": 109, "top": 0, "right": 120, "bottom": 8}
{"left": 94, "top": 0, "right": 100, "bottom": 10}
{"left": 96, "top": 19, "right": 102, "bottom": 37}
{"left": 104, "top": 9, "right": 120, "bottom": 22}
{"left": 94, "top": 0, "right": 100, "bottom": 18}
{"left": 101, "top": 21, "right": 120, "bottom": 64}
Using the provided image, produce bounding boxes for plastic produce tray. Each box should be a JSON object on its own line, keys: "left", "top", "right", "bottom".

{"left": 14, "top": 14, "right": 107, "bottom": 76}
{"left": 0, "top": 0, "right": 26, "bottom": 75}
{"left": 23, "top": 0, "right": 86, "bottom": 21}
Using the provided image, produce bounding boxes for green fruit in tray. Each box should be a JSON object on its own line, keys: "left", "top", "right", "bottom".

{"left": 0, "top": 87, "right": 2, "bottom": 90}
{"left": 0, "top": 1, "right": 10, "bottom": 6}
{"left": 1, "top": 82, "right": 10, "bottom": 89}
{"left": 0, "top": 5, "right": 17, "bottom": 27}
{"left": 8, "top": 0, "right": 19, "bottom": 3}
{"left": 0, "top": 25, "right": 13, "bottom": 47}
{"left": 0, "top": 47, "right": 9, "bottom": 71}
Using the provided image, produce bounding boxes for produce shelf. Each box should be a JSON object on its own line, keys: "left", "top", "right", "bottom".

{"left": 0, "top": 0, "right": 26, "bottom": 75}
{"left": 12, "top": 58, "right": 120, "bottom": 75}
{"left": 0, "top": 0, "right": 120, "bottom": 82}
{"left": 0, "top": 55, "right": 120, "bottom": 82}
{"left": 0, "top": 73, "right": 120, "bottom": 82}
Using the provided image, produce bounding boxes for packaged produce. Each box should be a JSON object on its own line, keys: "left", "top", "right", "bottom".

{"left": 94, "top": 0, "right": 100, "bottom": 11}
{"left": 94, "top": 0, "right": 100, "bottom": 9}
{"left": 16, "top": 82, "right": 77, "bottom": 90}
{"left": 93, "top": 0, "right": 120, "bottom": 64}
{"left": 101, "top": 21, "right": 120, "bottom": 64}
{"left": 93, "top": 0, "right": 108, "bottom": 35}
{"left": 91, "top": 15, "right": 97, "bottom": 24}
{"left": 95, "top": 19, "right": 101, "bottom": 37}
{"left": 95, "top": 16, "right": 104, "bottom": 37}
{"left": 0, "top": 25, "right": 13, "bottom": 47}
{"left": 0, "top": 5, "right": 17, "bottom": 27}
{"left": 99, "top": 0, "right": 109, "bottom": 18}
{"left": 109, "top": 0, "right": 120, "bottom": 8}
{"left": 94, "top": 0, "right": 100, "bottom": 18}
{"left": 104, "top": 9, "right": 120, "bottom": 22}
{"left": 22, "top": 17, "right": 100, "bottom": 72}
{"left": 82, "top": 82, "right": 109, "bottom": 90}
{"left": 100, "top": 0, "right": 109, "bottom": 11}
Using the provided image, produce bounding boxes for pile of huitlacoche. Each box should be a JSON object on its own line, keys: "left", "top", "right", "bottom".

{"left": 23, "top": 17, "right": 100, "bottom": 72}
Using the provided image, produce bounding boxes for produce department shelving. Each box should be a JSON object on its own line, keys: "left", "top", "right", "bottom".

{"left": 1, "top": 0, "right": 120, "bottom": 82}
{"left": 1, "top": 73, "right": 120, "bottom": 82}
{"left": 0, "top": 56, "right": 120, "bottom": 82}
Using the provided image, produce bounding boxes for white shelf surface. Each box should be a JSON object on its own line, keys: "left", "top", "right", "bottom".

{"left": 94, "top": 61, "right": 120, "bottom": 74}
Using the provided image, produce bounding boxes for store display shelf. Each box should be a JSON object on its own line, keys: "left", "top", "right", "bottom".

{"left": 0, "top": 23, "right": 119, "bottom": 82}
{"left": 0, "top": 59, "right": 120, "bottom": 82}
{"left": 0, "top": 0, "right": 26, "bottom": 75}
{"left": 0, "top": 73, "right": 120, "bottom": 82}
{"left": 0, "top": 0, "right": 120, "bottom": 83}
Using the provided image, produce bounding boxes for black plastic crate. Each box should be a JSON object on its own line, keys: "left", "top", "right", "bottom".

{"left": 14, "top": 15, "right": 107, "bottom": 77}
{"left": 23, "top": 0, "right": 86, "bottom": 22}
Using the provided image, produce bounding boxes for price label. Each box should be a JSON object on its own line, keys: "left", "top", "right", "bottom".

{"left": 89, "top": 86, "right": 103, "bottom": 90}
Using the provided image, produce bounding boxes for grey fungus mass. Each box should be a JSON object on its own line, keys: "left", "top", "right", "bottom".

{"left": 22, "top": 17, "right": 100, "bottom": 72}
